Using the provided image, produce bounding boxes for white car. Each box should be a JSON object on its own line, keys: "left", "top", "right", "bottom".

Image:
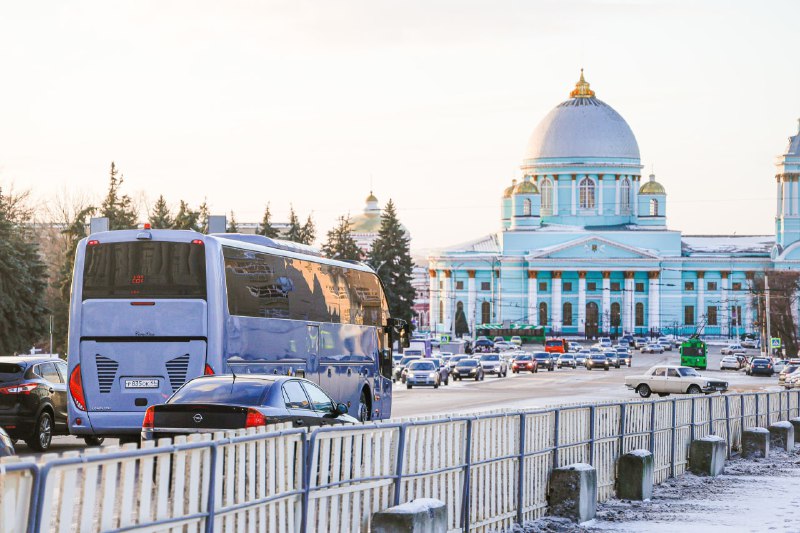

{"left": 625, "top": 365, "right": 728, "bottom": 398}
{"left": 784, "top": 369, "right": 800, "bottom": 388}
{"left": 641, "top": 343, "right": 665, "bottom": 354}
{"left": 479, "top": 353, "right": 508, "bottom": 377}
{"left": 509, "top": 336, "right": 523, "bottom": 346}
{"left": 773, "top": 359, "right": 787, "bottom": 373}
{"left": 598, "top": 337, "right": 613, "bottom": 348}
{"left": 721, "top": 344, "right": 747, "bottom": 355}
{"left": 719, "top": 356, "right": 742, "bottom": 370}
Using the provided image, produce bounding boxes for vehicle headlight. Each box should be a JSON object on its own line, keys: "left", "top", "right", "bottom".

{"left": 429, "top": 372, "right": 437, "bottom": 379}
{"left": 705, "top": 382, "right": 711, "bottom": 387}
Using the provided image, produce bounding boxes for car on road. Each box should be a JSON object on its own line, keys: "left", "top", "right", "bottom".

{"left": 142, "top": 375, "right": 356, "bottom": 440}
{"left": 779, "top": 364, "right": 800, "bottom": 383}
{"left": 721, "top": 344, "right": 747, "bottom": 355}
{"left": 493, "top": 336, "right": 505, "bottom": 343}
{"left": 598, "top": 337, "right": 613, "bottom": 349}
{"left": 784, "top": 368, "right": 800, "bottom": 389}
{"left": 634, "top": 337, "right": 648, "bottom": 350}
{"left": 585, "top": 353, "right": 610, "bottom": 371}
{"left": 511, "top": 354, "right": 538, "bottom": 373}
{"left": 447, "top": 354, "right": 471, "bottom": 370}
{"left": 605, "top": 351, "right": 621, "bottom": 368}
{"left": 772, "top": 359, "right": 787, "bottom": 373}
{"left": 451, "top": 359, "right": 485, "bottom": 381}
{"left": 620, "top": 335, "right": 637, "bottom": 348}
{"left": 575, "top": 351, "right": 589, "bottom": 366}
{"left": 719, "top": 356, "right": 743, "bottom": 371}
{"left": 0, "top": 428, "right": 14, "bottom": 457}
{"left": 615, "top": 347, "right": 632, "bottom": 366}
{"left": 544, "top": 339, "right": 568, "bottom": 354}
{"left": 479, "top": 354, "right": 508, "bottom": 377}
{"left": 533, "top": 352, "right": 556, "bottom": 371}
{"left": 625, "top": 365, "right": 728, "bottom": 398}
{"left": 430, "top": 358, "right": 450, "bottom": 386}
{"left": 394, "top": 355, "right": 421, "bottom": 383}
{"left": 557, "top": 354, "right": 577, "bottom": 369}
{"left": 746, "top": 358, "right": 774, "bottom": 376}
{"left": 641, "top": 343, "right": 665, "bottom": 354}
{"left": 494, "top": 341, "right": 515, "bottom": 352}
{"left": 510, "top": 336, "right": 523, "bottom": 347}
{"left": 0, "top": 356, "right": 72, "bottom": 451}
{"left": 741, "top": 338, "right": 760, "bottom": 349}
{"left": 405, "top": 360, "right": 443, "bottom": 389}
{"left": 656, "top": 338, "right": 673, "bottom": 351}
{"left": 473, "top": 339, "right": 495, "bottom": 353}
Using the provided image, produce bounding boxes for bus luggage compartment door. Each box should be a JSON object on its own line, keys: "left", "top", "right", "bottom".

{"left": 79, "top": 340, "right": 207, "bottom": 414}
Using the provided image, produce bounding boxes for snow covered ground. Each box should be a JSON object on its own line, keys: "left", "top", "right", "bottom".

{"left": 514, "top": 446, "right": 800, "bottom": 533}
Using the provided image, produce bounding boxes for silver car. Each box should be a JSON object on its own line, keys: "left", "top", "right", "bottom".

{"left": 719, "top": 356, "right": 742, "bottom": 371}
{"left": 479, "top": 354, "right": 508, "bottom": 377}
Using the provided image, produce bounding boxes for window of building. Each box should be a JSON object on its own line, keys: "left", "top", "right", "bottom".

{"left": 539, "top": 302, "right": 548, "bottom": 325}
{"left": 563, "top": 302, "right": 573, "bottom": 326}
{"left": 635, "top": 302, "right": 644, "bottom": 327}
{"left": 732, "top": 305, "right": 742, "bottom": 326}
{"left": 481, "top": 281, "right": 490, "bottom": 291}
{"left": 732, "top": 282, "right": 742, "bottom": 291}
{"left": 611, "top": 302, "right": 621, "bottom": 327}
{"left": 707, "top": 306, "right": 717, "bottom": 326}
{"left": 456, "top": 281, "right": 464, "bottom": 290}
{"left": 563, "top": 282, "right": 573, "bottom": 292}
{"left": 541, "top": 178, "right": 553, "bottom": 211}
{"left": 707, "top": 281, "right": 717, "bottom": 291}
{"left": 611, "top": 282, "right": 621, "bottom": 292}
{"left": 684, "top": 281, "right": 695, "bottom": 291}
{"left": 685, "top": 305, "right": 695, "bottom": 326}
{"left": 579, "top": 177, "right": 595, "bottom": 209}
{"left": 635, "top": 282, "right": 644, "bottom": 293}
{"left": 523, "top": 198, "right": 532, "bottom": 216}
{"left": 439, "top": 301, "right": 444, "bottom": 324}
{"left": 481, "top": 301, "right": 491, "bottom": 324}
{"left": 621, "top": 177, "right": 631, "bottom": 212}
{"left": 650, "top": 198, "right": 659, "bottom": 216}
{"left": 539, "top": 282, "right": 547, "bottom": 292}
{"left": 587, "top": 282, "right": 597, "bottom": 291}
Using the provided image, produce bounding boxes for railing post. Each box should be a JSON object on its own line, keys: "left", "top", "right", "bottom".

{"left": 26, "top": 466, "right": 42, "bottom": 533}
{"left": 516, "top": 413, "right": 526, "bottom": 525}
{"left": 393, "top": 424, "right": 407, "bottom": 507}
{"left": 552, "top": 409, "right": 560, "bottom": 470}
{"left": 707, "top": 395, "right": 714, "bottom": 435}
{"left": 205, "top": 443, "right": 219, "bottom": 533}
{"left": 301, "top": 433, "right": 312, "bottom": 533}
{"left": 649, "top": 401, "right": 656, "bottom": 454}
{"left": 461, "top": 418, "right": 474, "bottom": 532}
{"left": 670, "top": 399, "right": 677, "bottom": 478}
{"left": 589, "top": 405, "right": 596, "bottom": 465}
{"left": 724, "top": 394, "right": 732, "bottom": 459}
{"left": 767, "top": 393, "right": 771, "bottom": 426}
{"left": 741, "top": 394, "right": 745, "bottom": 432}
{"left": 619, "top": 403, "right": 627, "bottom": 456}
{"left": 690, "top": 397, "right": 696, "bottom": 442}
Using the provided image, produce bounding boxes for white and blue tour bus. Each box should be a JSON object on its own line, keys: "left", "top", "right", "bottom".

{"left": 66, "top": 228, "right": 407, "bottom": 442}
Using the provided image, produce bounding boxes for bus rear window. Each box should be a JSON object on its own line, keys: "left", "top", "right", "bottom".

{"left": 545, "top": 340, "right": 563, "bottom": 347}
{"left": 83, "top": 241, "right": 206, "bottom": 299}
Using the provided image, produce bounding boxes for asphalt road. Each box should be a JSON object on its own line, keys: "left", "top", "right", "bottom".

{"left": 16, "top": 344, "right": 782, "bottom": 458}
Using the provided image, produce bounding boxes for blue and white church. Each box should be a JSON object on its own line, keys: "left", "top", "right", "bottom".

{"left": 429, "top": 71, "right": 800, "bottom": 339}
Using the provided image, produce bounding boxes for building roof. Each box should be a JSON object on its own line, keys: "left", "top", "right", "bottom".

{"left": 784, "top": 118, "right": 800, "bottom": 156}
{"left": 523, "top": 71, "right": 640, "bottom": 161}
{"left": 639, "top": 174, "right": 666, "bottom": 195}
{"left": 442, "top": 233, "right": 501, "bottom": 254}
{"left": 681, "top": 235, "right": 774, "bottom": 256}
{"left": 513, "top": 179, "right": 539, "bottom": 195}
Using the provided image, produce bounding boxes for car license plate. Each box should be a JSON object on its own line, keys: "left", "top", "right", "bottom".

{"left": 125, "top": 379, "right": 159, "bottom": 389}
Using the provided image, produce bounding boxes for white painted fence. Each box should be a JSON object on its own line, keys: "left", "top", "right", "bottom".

{"left": 2, "top": 390, "right": 798, "bottom": 533}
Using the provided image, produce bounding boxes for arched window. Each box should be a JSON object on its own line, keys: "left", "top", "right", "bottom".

{"left": 620, "top": 177, "right": 631, "bottom": 212}
{"left": 579, "top": 177, "right": 595, "bottom": 209}
{"left": 481, "top": 301, "right": 491, "bottom": 324}
{"left": 541, "top": 178, "right": 553, "bottom": 211}
{"left": 650, "top": 198, "right": 659, "bottom": 216}
{"left": 539, "top": 302, "right": 548, "bottom": 326}
{"left": 439, "top": 300, "right": 444, "bottom": 324}
{"left": 563, "top": 302, "right": 573, "bottom": 326}
{"left": 635, "top": 302, "right": 644, "bottom": 327}
{"left": 610, "top": 302, "right": 621, "bottom": 327}
{"left": 523, "top": 198, "right": 532, "bottom": 216}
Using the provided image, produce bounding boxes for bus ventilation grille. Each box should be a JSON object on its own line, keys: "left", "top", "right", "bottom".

{"left": 166, "top": 354, "right": 191, "bottom": 391}
{"left": 95, "top": 355, "right": 119, "bottom": 393}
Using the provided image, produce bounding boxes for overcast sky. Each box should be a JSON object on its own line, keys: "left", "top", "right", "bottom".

{"left": 0, "top": 1, "right": 798, "bottom": 251}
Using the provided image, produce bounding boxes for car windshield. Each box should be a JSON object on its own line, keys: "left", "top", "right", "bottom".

{"left": 515, "top": 355, "right": 531, "bottom": 361}
{"left": 560, "top": 354, "right": 574, "bottom": 359}
{"left": 400, "top": 356, "right": 420, "bottom": 365}
{"left": 545, "top": 340, "right": 563, "bottom": 347}
{"left": 408, "top": 361, "right": 435, "bottom": 371}
{"left": 534, "top": 354, "right": 550, "bottom": 359}
{"left": 458, "top": 359, "right": 478, "bottom": 367}
{"left": 169, "top": 377, "right": 270, "bottom": 405}
{"left": 678, "top": 368, "right": 700, "bottom": 377}
{"left": 480, "top": 355, "right": 500, "bottom": 362}
{"left": 592, "top": 354, "right": 606, "bottom": 360}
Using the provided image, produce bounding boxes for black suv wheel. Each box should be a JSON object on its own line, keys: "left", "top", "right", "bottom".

{"left": 26, "top": 411, "right": 53, "bottom": 451}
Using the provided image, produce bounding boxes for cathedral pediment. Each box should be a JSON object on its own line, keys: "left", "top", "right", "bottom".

{"left": 526, "top": 236, "right": 659, "bottom": 260}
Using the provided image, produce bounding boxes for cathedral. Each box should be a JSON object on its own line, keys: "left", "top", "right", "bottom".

{"left": 428, "top": 71, "right": 800, "bottom": 339}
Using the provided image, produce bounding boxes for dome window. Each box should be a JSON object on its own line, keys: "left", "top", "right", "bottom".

{"left": 523, "top": 198, "right": 532, "bottom": 216}
{"left": 621, "top": 178, "right": 631, "bottom": 212}
{"left": 650, "top": 198, "right": 659, "bottom": 216}
{"left": 579, "top": 177, "right": 596, "bottom": 209}
{"left": 541, "top": 178, "right": 553, "bottom": 212}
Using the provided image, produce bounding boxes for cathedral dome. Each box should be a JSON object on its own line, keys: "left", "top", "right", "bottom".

{"left": 513, "top": 179, "right": 539, "bottom": 195}
{"left": 502, "top": 179, "right": 518, "bottom": 198}
{"left": 523, "top": 71, "right": 640, "bottom": 161}
{"left": 350, "top": 191, "right": 382, "bottom": 233}
{"left": 639, "top": 174, "right": 666, "bottom": 195}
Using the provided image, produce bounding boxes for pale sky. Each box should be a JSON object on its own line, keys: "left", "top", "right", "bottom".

{"left": 0, "top": 1, "right": 798, "bottom": 252}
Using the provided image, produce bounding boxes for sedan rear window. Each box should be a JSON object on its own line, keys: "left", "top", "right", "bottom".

{"left": 169, "top": 377, "right": 269, "bottom": 405}
{"left": 0, "top": 363, "right": 24, "bottom": 376}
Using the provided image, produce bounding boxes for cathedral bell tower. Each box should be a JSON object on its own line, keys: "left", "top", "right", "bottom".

{"left": 775, "top": 119, "right": 800, "bottom": 249}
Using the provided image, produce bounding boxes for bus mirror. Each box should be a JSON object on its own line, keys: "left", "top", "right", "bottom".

{"left": 385, "top": 318, "right": 411, "bottom": 348}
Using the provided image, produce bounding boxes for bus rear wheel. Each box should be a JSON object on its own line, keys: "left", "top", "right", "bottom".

{"left": 358, "top": 390, "right": 372, "bottom": 422}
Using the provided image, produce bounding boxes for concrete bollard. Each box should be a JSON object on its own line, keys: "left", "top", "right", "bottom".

{"left": 768, "top": 421, "right": 795, "bottom": 451}
{"left": 689, "top": 435, "right": 727, "bottom": 476}
{"left": 372, "top": 499, "right": 447, "bottom": 533}
{"left": 547, "top": 463, "right": 597, "bottom": 523}
{"left": 616, "top": 450, "right": 653, "bottom": 500}
{"left": 790, "top": 417, "right": 800, "bottom": 440}
{"left": 741, "top": 427, "right": 770, "bottom": 459}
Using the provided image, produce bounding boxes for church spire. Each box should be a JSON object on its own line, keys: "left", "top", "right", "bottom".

{"left": 570, "top": 68, "right": 595, "bottom": 98}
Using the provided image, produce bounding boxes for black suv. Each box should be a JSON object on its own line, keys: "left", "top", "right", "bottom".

{"left": 0, "top": 356, "right": 70, "bottom": 451}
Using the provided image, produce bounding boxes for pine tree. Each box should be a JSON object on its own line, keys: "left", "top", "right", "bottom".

{"left": 99, "top": 162, "right": 138, "bottom": 229}
{"left": 368, "top": 200, "right": 415, "bottom": 326}
{"left": 285, "top": 206, "right": 304, "bottom": 243}
{"left": 148, "top": 195, "right": 173, "bottom": 229}
{"left": 173, "top": 200, "right": 200, "bottom": 231}
{"left": 300, "top": 214, "right": 316, "bottom": 245}
{"left": 259, "top": 203, "right": 280, "bottom": 238}
{"left": 322, "top": 215, "right": 362, "bottom": 261}
{"left": 198, "top": 200, "right": 210, "bottom": 233}
{"left": 227, "top": 211, "right": 238, "bottom": 233}
{"left": 0, "top": 187, "right": 49, "bottom": 354}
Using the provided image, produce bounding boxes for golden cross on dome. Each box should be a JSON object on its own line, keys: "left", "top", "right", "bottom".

{"left": 570, "top": 68, "right": 595, "bottom": 98}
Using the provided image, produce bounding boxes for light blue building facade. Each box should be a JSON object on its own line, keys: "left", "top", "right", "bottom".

{"left": 429, "top": 72, "right": 800, "bottom": 339}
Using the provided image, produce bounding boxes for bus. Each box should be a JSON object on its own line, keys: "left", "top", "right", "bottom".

{"left": 67, "top": 229, "right": 408, "bottom": 442}
{"left": 475, "top": 324, "right": 545, "bottom": 344}
{"left": 679, "top": 338, "right": 707, "bottom": 370}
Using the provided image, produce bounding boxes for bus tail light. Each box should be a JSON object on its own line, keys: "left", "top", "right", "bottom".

{"left": 245, "top": 408, "right": 266, "bottom": 428}
{"left": 87, "top": 240, "right": 99, "bottom": 246}
{"left": 142, "top": 407, "right": 155, "bottom": 429}
{"left": 69, "top": 365, "right": 87, "bottom": 411}
{"left": 204, "top": 364, "right": 215, "bottom": 375}
{"left": 191, "top": 239, "right": 204, "bottom": 245}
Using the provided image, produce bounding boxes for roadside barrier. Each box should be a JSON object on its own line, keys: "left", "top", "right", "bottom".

{"left": 2, "top": 389, "right": 799, "bottom": 533}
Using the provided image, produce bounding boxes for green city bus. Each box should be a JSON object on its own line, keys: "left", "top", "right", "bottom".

{"left": 679, "top": 338, "right": 707, "bottom": 370}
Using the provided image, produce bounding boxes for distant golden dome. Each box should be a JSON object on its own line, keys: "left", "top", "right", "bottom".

{"left": 502, "top": 179, "right": 518, "bottom": 198}
{"left": 639, "top": 174, "right": 666, "bottom": 195}
{"left": 366, "top": 192, "right": 378, "bottom": 203}
{"left": 513, "top": 179, "right": 539, "bottom": 195}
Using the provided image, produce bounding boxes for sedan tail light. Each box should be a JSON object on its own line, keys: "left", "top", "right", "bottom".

{"left": 245, "top": 408, "right": 267, "bottom": 428}
{"left": 69, "top": 365, "right": 87, "bottom": 411}
{"left": 142, "top": 406, "right": 155, "bottom": 429}
{"left": 0, "top": 383, "right": 37, "bottom": 395}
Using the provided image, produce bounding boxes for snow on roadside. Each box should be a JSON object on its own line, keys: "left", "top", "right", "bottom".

{"left": 512, "top": 447, "right": 800, "bottom": 533}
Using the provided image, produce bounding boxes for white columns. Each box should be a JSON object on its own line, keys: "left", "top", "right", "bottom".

{"left": 429, "top": 270, "right": 440, "bottom": 331}
{"left": 648, "top": 272, "right": 660, "bottom": 333}
{"left": 552, "top": 272, "right": 562, "bottom": 331}
{"left": 745, "top": 274, "right": 754, "bottom": 333}
{"left": 527, "top": 271, "right": 538, "bottom": 326}
{"left": 571, "top": 177, "right": 577, "bottom": 215}
{"left": 721, "top": 272, "right": 730, "bottom": 338}
{"left": 623, "top": 272, "right": 634, "bottom": 334}
{"left": 496, "top": 268, "right": 503, "bottom": 323}
{"left": 467, "top": 272, "right": 476, "bottom": 335}
{"left": 578, "top": 272, "right": 587, "bottom": 335}
{"left": 633, "top": 177, "right": 639, "bottom": 217}
{"left": 697, "top": 273, "right": 705, "bottom": 329}
{"left": 614, "top": 176, "right": 621, "bottom": 215}
{"left": 597, "top": 175, "right": 603, "bottom": 215}
{"left": 602, "top": 272, "right": 611, "bottom": 334}
{"left": 443, "top": 271, "right": 453, "bottom": 334}
{"left": 553, "top": 175, "right": 560, "bottom": 216}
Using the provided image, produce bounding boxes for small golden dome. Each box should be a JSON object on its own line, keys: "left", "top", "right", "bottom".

{"left": 502, "top": 179, "right": 518, "bottom": 198}
{"left": 366, "top": 191, "right": 378, "bottom": 203}
{"left": 639, "top": 174, "right": 666, "bottom": 195}
{"left": 513, "top": 179, "right": 539, "bottom": 195}
{"left": 569, "top": 68, "right": 595, "bottom": 99}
